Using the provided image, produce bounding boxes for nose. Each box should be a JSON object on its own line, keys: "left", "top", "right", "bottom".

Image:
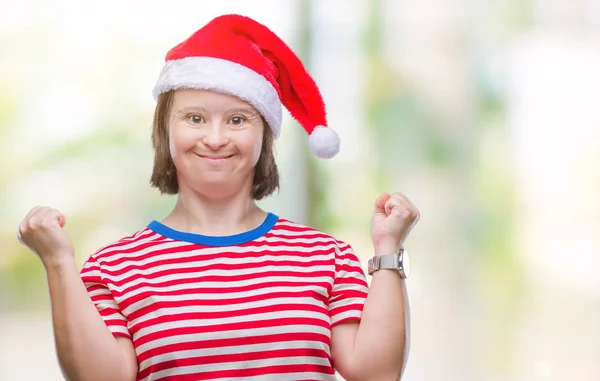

{"left": 200, "top": 122, "right": 229, "bottom": 150}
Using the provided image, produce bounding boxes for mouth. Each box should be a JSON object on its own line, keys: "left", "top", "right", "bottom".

{"left": 196, "top": 153, "right": 235, "bottom": 163}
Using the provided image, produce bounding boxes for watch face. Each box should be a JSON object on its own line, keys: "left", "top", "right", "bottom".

{"left": 401, "top": 250, "right": 411, "bottom": 278}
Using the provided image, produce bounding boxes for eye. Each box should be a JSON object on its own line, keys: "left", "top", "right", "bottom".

{"left": 188, "top": 115, "right": 204, "bottom": 124}
{"left": 228, "top": 116, "right": 246, "bottom": 126}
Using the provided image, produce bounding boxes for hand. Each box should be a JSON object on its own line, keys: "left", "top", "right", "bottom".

{"left": 371, "top": 192, "right": 420, "bottom": 255}
{"left": 18, "top": 206, "right": 75, "bottom": 268}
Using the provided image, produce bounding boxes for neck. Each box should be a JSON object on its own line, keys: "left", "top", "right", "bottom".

{"left": 162, "top": 183, "right": 267, "bottom": 236}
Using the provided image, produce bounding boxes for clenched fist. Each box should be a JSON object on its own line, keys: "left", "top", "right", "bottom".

{"left": 18, "top": 206, "right": 75, "bottom": 268}
{"left": 371, "top": 192, "right": 420, "bottom": 255}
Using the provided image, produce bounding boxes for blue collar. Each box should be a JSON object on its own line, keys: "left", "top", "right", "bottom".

{"left": 147, "top": 212, "right": 279, "bottom": 246}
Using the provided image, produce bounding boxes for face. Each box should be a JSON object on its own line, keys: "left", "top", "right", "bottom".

{"left": 168, "top": 89, "right": 265, "bottom": 196}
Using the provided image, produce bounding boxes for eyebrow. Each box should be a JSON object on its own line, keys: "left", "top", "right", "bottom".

{"left": 227, "top": 107, "right": 258, "bottom": 115}
{"left": 176, "top": 106, "right": 208, "bottom": 114}
{"left": 175, "top": 106, "right": 258, "bottom": 116}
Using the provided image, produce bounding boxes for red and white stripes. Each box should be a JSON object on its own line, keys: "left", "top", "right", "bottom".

{"left": 81, "top": 217, "right": 368, "bottom": 381}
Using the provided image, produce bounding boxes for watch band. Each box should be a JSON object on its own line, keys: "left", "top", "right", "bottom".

{"left": 367, "top": 248, "right": 408, "bottom": 278}
{"left": 368, "top": 253, "right": 399, "bottom": 275}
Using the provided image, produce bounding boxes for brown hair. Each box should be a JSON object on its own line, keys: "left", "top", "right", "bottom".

{"left": 149, "top": 90, "right": 280, "bottom": 200}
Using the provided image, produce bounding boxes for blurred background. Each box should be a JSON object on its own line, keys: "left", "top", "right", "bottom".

{"left": 1, "top": 0, "right": 598, "bottom": 380}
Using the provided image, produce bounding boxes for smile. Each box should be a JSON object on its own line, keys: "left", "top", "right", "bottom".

{"left": 196, "top": 154, "right": 235, "bottom": 163}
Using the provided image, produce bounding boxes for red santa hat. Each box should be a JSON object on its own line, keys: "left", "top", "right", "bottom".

{"left": 152, "top": 14, "right": 340, "bottom": 159}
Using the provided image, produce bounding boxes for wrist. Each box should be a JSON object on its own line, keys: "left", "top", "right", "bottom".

{"left": 42, "top": 253, "right": 76, "bottom": 272}
{"left": 373, "top": 244, "right": 401, "bottom": 257}
{"left": 368, "top": 247, "right": 411, "bottom": 278}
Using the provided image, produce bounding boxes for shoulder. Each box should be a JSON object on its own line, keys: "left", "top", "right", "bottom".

{"left": 272, "top": 216, "right": 352, "bottom": 251}
{"left": 86, "top": 225, "right": 162, "bottom": 264}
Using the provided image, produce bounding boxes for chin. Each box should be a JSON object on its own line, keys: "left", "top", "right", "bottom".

{"left": 189, "top": 181, "right": 230, "bottom": 197}
{"left": 191, "top": 175, "right": 247, "bottom": 196}
{"left": 201, "top": 167, "right": 239, "bottom": 179}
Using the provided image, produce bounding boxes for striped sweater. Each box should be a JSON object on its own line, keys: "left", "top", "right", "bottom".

{"left": 80, "top": 213, "right": 369, "bottom": 381}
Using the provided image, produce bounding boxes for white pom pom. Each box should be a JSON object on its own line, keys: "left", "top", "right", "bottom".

{"left": 308, "top": 125, "right": 340, "bottom": 159}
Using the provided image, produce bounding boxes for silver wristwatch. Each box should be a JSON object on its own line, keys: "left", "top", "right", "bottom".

{"left": 367, "top": 248, "right": 410, "bottom": 278}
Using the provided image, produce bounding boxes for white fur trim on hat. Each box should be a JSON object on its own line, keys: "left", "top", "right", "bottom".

{"left": 153, "top": 56, "right": 283, "bottom": 138}
{"left": 308, "top": 125, "right": 340, "bottom": 159}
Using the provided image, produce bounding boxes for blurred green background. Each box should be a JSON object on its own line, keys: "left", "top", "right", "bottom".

{"left": 1, "top": 0, "right": 598, "bottom": 380}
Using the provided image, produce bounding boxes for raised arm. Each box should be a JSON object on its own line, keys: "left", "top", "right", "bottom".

{"left": 18, "top": 206, "right": 138, "bottom": 381}
{"left": 331, "top": 192, "right": 419, "bottom": 381}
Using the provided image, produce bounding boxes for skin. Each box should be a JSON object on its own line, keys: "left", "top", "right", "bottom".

{"left": 18, "top": 89, "right": 420, "bottom": 381}
{"left": 331, "top": 192, "right": 419, "bottom": 381}
{"left": 160, "top": 89, "right": 269, "bottom": 235}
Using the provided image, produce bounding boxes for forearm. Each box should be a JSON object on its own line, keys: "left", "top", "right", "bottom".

{"left": 45, "top": 258, "right": 135, "bottom": 381}
{"left": 352, "top": 269, "right": 408, "bottom": 380}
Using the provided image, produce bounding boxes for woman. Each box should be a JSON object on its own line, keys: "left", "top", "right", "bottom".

{"left": 18, "top": 14, "right": 419, "bottom": 381}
